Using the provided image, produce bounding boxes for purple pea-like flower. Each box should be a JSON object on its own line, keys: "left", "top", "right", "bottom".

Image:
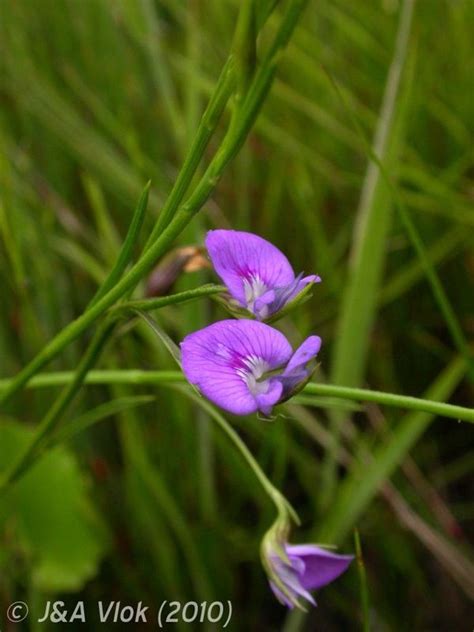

{"left": 269, "top": 544, "right": 354, "bottom": 608}
{"left": 180, "top": 320, "right": 321, "bottom": 416}
{"left": 206, "top": 230, "right": 321, "bottom": 320}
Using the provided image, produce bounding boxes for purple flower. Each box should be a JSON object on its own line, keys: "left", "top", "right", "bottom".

{"left": 180, "top": 320, "right": 321, "bottom": 416}
{"left": 269, "top": 544, "right": 354, "bottom": 608}
{"left": 206, "top": 230, "right": 320, "bottom": 320}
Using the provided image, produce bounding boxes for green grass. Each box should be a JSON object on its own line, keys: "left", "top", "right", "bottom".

{"left": 0, "top": 1, "right": 473, "bottom": 630}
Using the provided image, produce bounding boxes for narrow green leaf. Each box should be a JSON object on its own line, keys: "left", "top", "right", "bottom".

{"left": 88, "top": 181, "right": 150, "bottom": 309}
{"left": 134, "top": 311, "right": 182, "bottom": 367}
{"left": 322, "top": 0, "right": 416, "bottom": 510}
{"left": 50, "top": 395, "right": 155, "bottom": 447}
{"left": 320, "top": 356, "right": 467, "bottom": 543}
{"left": 330, "top": 0, "right": 415, "bottom": 388}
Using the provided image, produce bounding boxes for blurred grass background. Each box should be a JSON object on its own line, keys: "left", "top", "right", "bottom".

{"left": 0, "top": 0, "right": 473, "bottom": 630}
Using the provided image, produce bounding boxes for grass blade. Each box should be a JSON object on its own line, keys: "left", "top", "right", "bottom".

{"left": 88, "top": 182, "right": 150, "bottom": 308}
{"left": 320, "top": 356, "right": 467, "bottom": 543}
{"left": 321, "top": 0, "right": 416, "bottom": 508}
{"left": 49, "top": 395, "right": 155, "bottom": 447}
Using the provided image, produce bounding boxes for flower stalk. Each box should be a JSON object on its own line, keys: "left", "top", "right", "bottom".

{"left": 1, "top": 369, "right": 471, "bottom": 423}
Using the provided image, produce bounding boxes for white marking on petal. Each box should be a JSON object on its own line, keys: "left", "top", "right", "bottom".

{"left": 242, "top": 355, "right": 269, "bottom": 377}
{"left": 236, "top": 354, "right": 272, "bottom": 396}
{"left": 243, "top": 274, "right": 268, "bottom": 311}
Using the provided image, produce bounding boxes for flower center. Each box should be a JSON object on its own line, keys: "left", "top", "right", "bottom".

{"left": 236, "top": 354, "right": 272, "bottom": 396}
{"left": 242, "top": 274, "right": 268, "bottom": 310}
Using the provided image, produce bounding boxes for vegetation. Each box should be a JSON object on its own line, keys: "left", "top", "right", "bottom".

{"left": 0, "top": 1, "right": 472, "bottom": 629}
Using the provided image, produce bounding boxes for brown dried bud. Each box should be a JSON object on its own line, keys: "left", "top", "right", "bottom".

{"left": 145, "top": 246, "right": 211, "bottom": 297}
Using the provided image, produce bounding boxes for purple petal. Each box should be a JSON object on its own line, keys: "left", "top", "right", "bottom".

{"left": 254, "top": 274, "right": 321, "bottom": 320}
{"left": 255, "top": 275, "right": 304, "bottom": 318}
{"left": 255, "top": 380, "right": 283, "bottom": 416}
{"left": 253, "top": 289, "right": 276, "bottom": 320}
{"left": 276, "top": 371, "right": 310, "bottom": 401}
{"left": 300, "top": 274, "right": 321, "bottom": 286}
{"left": 270, "top": 556, "right": 317, "bottom": 607}
{"left": 283, "top": 336, "right": 322, "bottom": 375}
{"left": 205, "top": 230, "right": 295, "bottom": 306}
{"left": 269, "top": 582, "right": 297, "bottom": 609}
{"left": 292, "top": 274, "right": 321, "bottom": 300}
{"left": 286, "top": 544, "right": 354, "bottom": 591}
{"left": 180, "top": 320, "right": 292, "bottom": 416}
{"left": 273, "top": 274, "right": 320, "bottom": 311}
{"left": 276, "top": 336, "right": 321, "bottom": 400}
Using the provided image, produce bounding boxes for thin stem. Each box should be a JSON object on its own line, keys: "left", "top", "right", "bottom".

{"left": 354, "top": 529, "right": 370, "bottom": 632}
{"left": 233, "top": 0, "right": 256, "bottom": 101}
{"left": 143, "top": 0, "right": 275, "bottom": 244}
{"left": 302, "top": 382, "right": 474, "bottom": 423}
{"left": 144, "top": 58, "right": 235, "bottom": 245}
{"left": 116, "top": 284, "right": 225, "bottom": 313}
{"left": 179, "top": 386, "right": 299, "bottom": 522}
{"left": 2, "top": 370, "right": 472, "bottom": 423}
{"left": 0, "top": 286, "right": 227, "bottom": 491}
{"left": 0, "top": 0, "right": 308, "bottom": 408}
{"left": 0, "top": 318, "right": 117, "bottom": 493}
{"left": 89, "top": 182, "right": 150, "bottom": 308}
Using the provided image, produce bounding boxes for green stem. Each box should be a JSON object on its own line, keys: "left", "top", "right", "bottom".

{"left": 302, "top": 382, "right": 474, "bottom": 423}
{"left": 0, "top": 318, "right": 117, "bottom": 493}
{"left": 318, "top": 357, "right": 466, "bottom": 544}
{"left": 180, "top": 387, "right": 299, "bottom": 522}
{"left": 89, "top": 182, "right": 150, "bottom": 308}
{"left": 2, "top": 370, "right": 472, "bottom": 423}
{"left": 144, "top": 58, "right": 235, "bottom": 245}
{"left": 144, "top": 0, "right": 274, "bottom": 244}
{"left": 232, "top": 0, "right": 256, "bottom": 101}
{"left": 0, "top": 0, "right": 308, "bottom": 409}
{"left": 0, "top": 286, "right": 226, "bottom": 492}
{"left": 354, "top": 529, "right": 370, "bottom": 632}
{"left": 116, "top": 284, "right": 225, "bottom": 313}
{"left": 119, "top": 406, "right": 214, "bottom": 602}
